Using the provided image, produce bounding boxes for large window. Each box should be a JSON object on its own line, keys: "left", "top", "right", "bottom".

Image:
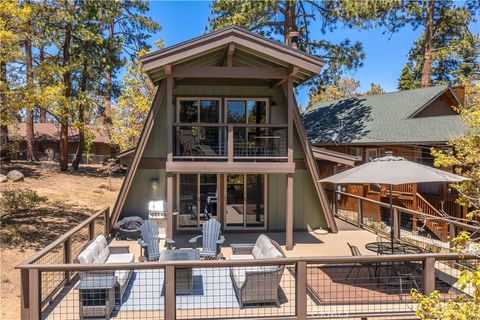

{"left": 178, "top": 99, "right": 220, "bottom": 123}
{"left": 176, "top": 98, "right": 223, "bottom": 157}
{"left": 226, "top": 99, "right": 267, "bottom": 124}
{"left": 225, "top": 174, "right": 266, "bottom": 229}
{"left": 177, "top": 174, "right": 218, "bottom": 229}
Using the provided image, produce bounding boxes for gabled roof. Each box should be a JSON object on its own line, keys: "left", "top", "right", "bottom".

{"left": 8, "top": 123, "right": 111, "bottom": 144}
{"left": 302, "top": 85, "right": 467, "bottom": 145}
{"left": 140, "top": 26, "right": 323, "bottom": 85}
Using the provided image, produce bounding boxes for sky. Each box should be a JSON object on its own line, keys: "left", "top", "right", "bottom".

{"left": 143, "top": 1, "right": 479, "bottom": 108}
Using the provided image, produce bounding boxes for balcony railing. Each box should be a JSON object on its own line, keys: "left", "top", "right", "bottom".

{"left": 173, "top": 123, "right": 288, "bottom": 160}
{"left": 17, "top": 250, "right": 477, "bottom": 319}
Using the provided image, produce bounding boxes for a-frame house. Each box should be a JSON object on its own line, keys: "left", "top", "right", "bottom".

{"left": 111, "top": 26, "right": 337, "bottom": 250}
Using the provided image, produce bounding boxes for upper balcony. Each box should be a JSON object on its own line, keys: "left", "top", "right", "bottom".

{"left": 172, "top": 98, "right": 289, "bottom": 163}
{"left": 173, "top": 124, "right": 288, "bottom": 161}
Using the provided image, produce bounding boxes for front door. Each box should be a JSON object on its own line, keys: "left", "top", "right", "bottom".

{"left": 225, "top": 174, "right": 266, "bottom": 230}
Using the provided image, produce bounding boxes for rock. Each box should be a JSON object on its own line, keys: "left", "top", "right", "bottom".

{"left": 7, "top": 170, "right": 24, "bottom": 182}
{"left": 0, "top": 174, "right": 7, "bottom": 183}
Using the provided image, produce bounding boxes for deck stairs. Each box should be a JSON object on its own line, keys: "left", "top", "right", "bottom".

{"left": 378, "top": 184, "right": 451, "bottom": 242}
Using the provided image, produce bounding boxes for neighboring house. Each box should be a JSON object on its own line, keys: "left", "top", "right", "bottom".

{"left": 8, "top": 122, "right": 113, "bottom": 164}
{"left": 112, "top": 26, "right": 338, "bottom": 250}
{"left": 302, "top": 85, "right": 468, "bottom": 241}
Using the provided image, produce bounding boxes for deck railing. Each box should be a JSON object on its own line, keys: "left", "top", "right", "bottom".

{"left": 17, "top": 251, "right": 478, "bottom": 320}
{"left": 18, "top": 207, "right": 111, "bottom": 313}
{"left": 173, "top": 123, "right": 288, "bottom": 160}
{"left": 329, "top": 189, "right": 479, "bottom": 252}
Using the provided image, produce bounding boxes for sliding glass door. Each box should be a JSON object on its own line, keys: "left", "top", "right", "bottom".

{"left": 177, "top": 174, "right": 218, "bottom": 229}
{"left": 225, "top": 174, "right": 266, "bottom": 229}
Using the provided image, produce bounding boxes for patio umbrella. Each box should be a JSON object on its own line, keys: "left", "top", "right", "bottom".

{"left": 320, "top": 152, "right": 468, "bottom": 252}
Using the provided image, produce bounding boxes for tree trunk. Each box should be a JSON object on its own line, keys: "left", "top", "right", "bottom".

{"left": 0, "top": 61, "right": 10, "bottom": 162}
{"left": 71, "top": 63, "right": 87, "bottom": 171}
{"left": 103, "top": 21, "right": 114, "bottom": 133}
{"left": 25, "top": 24, "right": 37, "bottom": 162}
{"left": 60, "top": 23, "right": 72, "bottom": 171}
{"left": 421, "top": 0, "right": 435, "bottom": 87}
{"left": 38, "top": 47, "right": 47, "bottom": 123}
{"left": 284, "top": 2, "right": 297, "bottom": 45}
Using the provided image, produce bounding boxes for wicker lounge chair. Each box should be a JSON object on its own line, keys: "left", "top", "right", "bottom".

{"left": 229, "top": 235, "right": 286, "bottom": 308}
{"left": 178, "top": 129, "right": 217, "bottom": 156}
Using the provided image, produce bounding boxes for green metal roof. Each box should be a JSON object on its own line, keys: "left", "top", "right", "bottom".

{"left": 302, "top": 85, "right": 467, "bottom": 145}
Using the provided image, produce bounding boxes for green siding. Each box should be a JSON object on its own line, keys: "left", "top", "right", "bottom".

{"left": 120, "top": 83, "right": 328, "bottom": 231}
{"left": 121, "top": 169, "right": 166, "bottom": 220}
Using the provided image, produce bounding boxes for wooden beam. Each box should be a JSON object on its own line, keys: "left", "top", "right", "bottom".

{"left": 172, "top": 66, "right": 288, "bottom": 79}
{"left": 167, "top": 174, "right": 173, "bottom": 239}
{"left": 287, "top": 76, "right": 294, "bottom": 163}
{"left": 271, "top": 65, "right": 299, "bottom": 88}
{"left": 175, "top": 77, "right": 271, "bottom": 87}
{"left": 222, "top": 43, "right": 235, "bottom": 66}
{"left": 286, "top": 173, "right": 294, "bottom": 250}
{"left": 227, "top": 125, "right": 233, "bottom": 162}
{"left": 164, "top": 64, "right": 172, "bottom": 75}
{"left": 166, "top": 161, "right": 295, "bottom": 174}
{"left": 110, "top": 84, "right": 166, "bottom": 226}
{"left": 166, "top": 75, "right": 173, "bottom": 162}
{"left": 284, "top": 83, "right": 338, "bottom": 233}
{"left": 296, "top": 261, "right": 307, "bottom": 318}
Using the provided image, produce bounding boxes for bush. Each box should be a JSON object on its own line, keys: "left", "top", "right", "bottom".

{"left": 0, "top": 189, "right": 47, "bottom": 216}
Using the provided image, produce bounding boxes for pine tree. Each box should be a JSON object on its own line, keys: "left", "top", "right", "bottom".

{"left": 398, "top": 65, "right": 418, "bottom": 90}
{"left": 209, "top": 0, "right": 366, "bottom": 95}
{"left": 332, "top": 0, "right": 479, "bottom": 87}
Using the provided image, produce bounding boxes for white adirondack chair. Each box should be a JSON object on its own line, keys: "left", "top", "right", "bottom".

{"left": 138, "top": 220, "right": 174, "bottom": 261}
{"left": 188, "top": 218, "right": 225, "bottom": 258}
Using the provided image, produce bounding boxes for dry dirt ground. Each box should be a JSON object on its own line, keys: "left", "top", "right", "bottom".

{"left": 0, "top": 161, "right": 124, "bottom": 320}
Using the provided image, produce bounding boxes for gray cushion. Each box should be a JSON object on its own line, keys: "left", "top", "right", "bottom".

{"left": 252, "top": 235, "right": 272, "bottom": 259}
{"left": 78, "top": 248, "right": 95, "bottom": 264}
{"left": 230, "top": 254, "right": 254, "bottom": 260}
{"left": 105, "top": 253, "right": 135, "bottom": 264}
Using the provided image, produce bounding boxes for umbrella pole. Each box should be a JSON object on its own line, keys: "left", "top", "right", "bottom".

{"left": 389, "top": 185, "right": 394, "bottom": 253}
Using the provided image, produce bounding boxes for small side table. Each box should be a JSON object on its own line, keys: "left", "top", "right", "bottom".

{"left": 77, "top": 273, "right": 116, "bottom": 320}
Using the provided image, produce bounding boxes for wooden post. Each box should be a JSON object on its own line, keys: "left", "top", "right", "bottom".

{"left": 227, "top": 124, "right": 233, "bottom": 162}
{"left": 166, "top": 70, "right": 173, "bottom": 162}
{"left": 296, "top": 261, "right": 307, "bottom": 319}
{"left": 164, "top": 265, "right": 176, "bottom": 319}
{"left": 20, "top": 269, "right": 30, "bottom": 320}
{"left": 393, "top": 208, "right": 400, "bottom": 241}
{"left": 412, "top": 213, "right": 418, "bottom": 235}
{"left": 64, "top": 237, "right": 71, "bottom": 284}
{"left": 104, "top": 207, "right": 110, "bottom": 236}
{"left": 287, "top": 76, "right": 293, "bottom": 163}
{"left": 357, "top": 198, "right": 363, "bottom": 227}
{"left": 423, "top": 257, "right": 436, "bottom": 295}
{"left": 449, "top": 223, "right": 456, "bottom": 248}
{"left": 286, "top": 173, "right": 294, "bottom": 250}
{"left": 167, "top": 174, "right": 173, "bottom": 240}
{"left": 25, "top": 269, "right": 40, "bottom": 320}
{"left": 88, "top": 220, "right": 95, "bottom": 240}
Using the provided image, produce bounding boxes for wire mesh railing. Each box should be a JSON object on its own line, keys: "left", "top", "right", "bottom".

{"left": 328, "top": 190, "right": 479, "bottom": 254}
{"left": 17, "top": 253, "right": 478, "bottom": 320}
{"left": 20, "top": 207, "right": 110, "bottom": 308}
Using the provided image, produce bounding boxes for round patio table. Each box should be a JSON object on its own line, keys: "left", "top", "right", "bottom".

{"left": 365, "top": 241, "right": 424, "bottom": 255}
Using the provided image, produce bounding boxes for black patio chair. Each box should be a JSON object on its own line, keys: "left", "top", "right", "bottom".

{"left": 345, "top": 243, "right": 377, "bottom": 282}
